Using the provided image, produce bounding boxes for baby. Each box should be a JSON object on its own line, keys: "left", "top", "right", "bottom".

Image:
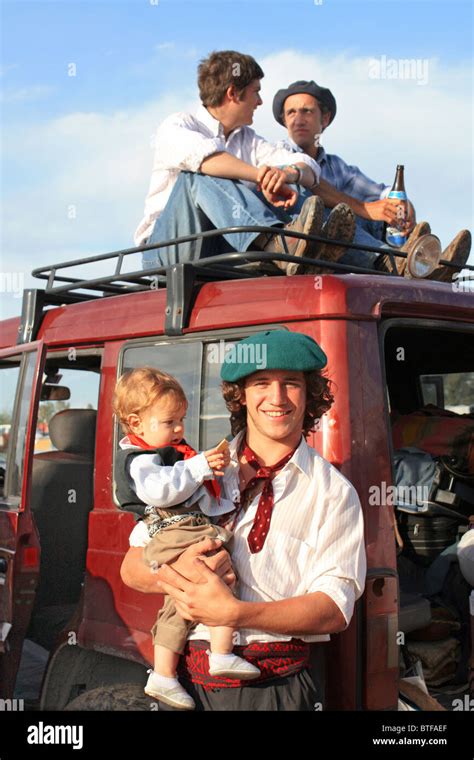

{"left": 113, "top": 367, "right": 260, "bottom": 710}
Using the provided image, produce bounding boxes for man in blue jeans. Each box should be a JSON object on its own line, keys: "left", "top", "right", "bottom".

{"left": 135, "top": 51, "right": 356, "bottom": 275}
{"left": 272, "top": 79, "right": 471, "bottom": 280}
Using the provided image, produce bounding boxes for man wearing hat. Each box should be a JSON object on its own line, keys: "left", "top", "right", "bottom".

{"left": 136, "top": 50, "right": 356, "bottom": 276}
{"left": 270, "top": 80, "right": 471, "bottom": 280}
{"left": 121, "top": 330, "right": 366, "bottom": 710}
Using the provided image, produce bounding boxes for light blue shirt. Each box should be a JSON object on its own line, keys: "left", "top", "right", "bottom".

{"left": 278, "top": 139, "right": 390, "bottom": 202}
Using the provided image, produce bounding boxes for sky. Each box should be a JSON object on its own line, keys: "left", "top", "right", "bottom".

{"left": 0, "top": 0, "right": 473, "bottom": 321}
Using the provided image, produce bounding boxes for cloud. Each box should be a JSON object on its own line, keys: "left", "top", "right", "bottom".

{"left": 1, "top": 49, "right": 472, "bottom": 320}
{"left": 154, "top": 42, "right": 175, "bottom": 51}
{"left": 0, "top": 63, "right": 18, "bottom": 77}
{"left": 0, "top": 84, "right": 55, "bottom": 103}
{"left": 254, "top": 50, "right": 472, "bottom": 244}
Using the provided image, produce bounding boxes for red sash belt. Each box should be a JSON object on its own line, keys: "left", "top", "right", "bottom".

{"left": 178, "top": 639, "right": 310, "bottom": 690}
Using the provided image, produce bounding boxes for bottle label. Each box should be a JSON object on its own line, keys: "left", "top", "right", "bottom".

{"left": 386, "top": 190, "right": 408, "bottom": 247}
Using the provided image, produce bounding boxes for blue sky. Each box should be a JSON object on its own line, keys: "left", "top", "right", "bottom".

{"left": 1, "top": 0, "right": 473, "bottom": 319}
{"left": 2, "top": 0, "right": 472, "bottom": 118}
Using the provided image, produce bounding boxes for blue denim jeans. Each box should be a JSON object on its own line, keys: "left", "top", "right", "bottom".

{"left": 142, "top": 171, "right": 284, "bottom": 269}
{"left": 143, "top": 172, "right": 390, "bottom": 270}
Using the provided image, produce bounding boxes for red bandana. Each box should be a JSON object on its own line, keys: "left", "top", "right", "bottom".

{"left": 127, "top": 434, "right": 220, "bottom": 501}
{"left": 240, "top": 441, "right": 296, "bottom": 553}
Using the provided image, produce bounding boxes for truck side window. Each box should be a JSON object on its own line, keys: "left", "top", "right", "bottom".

{"left": 121, "top": 342, "right": 202, "bottom": 450}
{"left": 420, "top": 372, "right": 474, "bottom": 415}
{"left": 35, "top": 364, "right": 101, "bottom": 455}
{"left": 119, "top": 338, "right": 235, "bottom": 453}
{"left": 0, "top": 351, "right": 36, "bottom": 502}
{"left": 200, "top": 341, "right": 234, "bottom": 450}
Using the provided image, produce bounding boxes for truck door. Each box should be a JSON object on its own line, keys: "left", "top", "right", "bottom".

{"left": 0, "top": 344, "right": 43, "bottom": 697}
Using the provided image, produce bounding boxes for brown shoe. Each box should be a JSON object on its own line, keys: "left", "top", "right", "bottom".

{"left": 426, "top": 229, "right": 471, "bottom": 282}
{"left": 377, "top": 221, "right": 431, "bottom": 275}
{"left": 259, "top": 196, "right": 324, "bottom": 275}
{"left": 302, "top": 204, "right": 356, "bottom": 274}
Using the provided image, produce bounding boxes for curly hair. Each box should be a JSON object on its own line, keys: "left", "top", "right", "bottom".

{"left": 221, "top": 370, "right": 334, "bottom": 437}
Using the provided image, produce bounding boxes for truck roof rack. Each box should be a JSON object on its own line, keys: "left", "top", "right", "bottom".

{"left": 23, "top": 225, "right": 472, "bottom": 341}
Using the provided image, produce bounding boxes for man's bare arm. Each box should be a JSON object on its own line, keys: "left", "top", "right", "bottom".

{"left": 159, "top": 562, "right": 347, "bottom": 635}
{"left": 315, "top": 177, "right": 416, "bottom": 230}
{"left": 200, "top": 152, "right": 259, "bottom": 183}
{"left": 232, "top": 591, "right": 346, "bottom": 635}
{"left": 120, "top": 547, "right": 166, "bottom": 593}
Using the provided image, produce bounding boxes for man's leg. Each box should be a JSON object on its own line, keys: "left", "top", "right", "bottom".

{"left": 143, "top": 171, "right": 282, "bottom": 269}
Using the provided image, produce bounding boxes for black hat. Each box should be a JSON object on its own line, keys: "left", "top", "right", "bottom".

{"left": 272, "top": 80, "right": 337, "bottom": 127}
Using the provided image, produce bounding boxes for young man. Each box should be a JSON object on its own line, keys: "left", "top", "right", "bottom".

{"left": 272, "top": 80, "right": 471, "bottom": 280}
{"left": 120, "top": 330, "right": 366, "bottom": 711}
{"left": 135, "top": 52, "right": 356, "bottom": 276}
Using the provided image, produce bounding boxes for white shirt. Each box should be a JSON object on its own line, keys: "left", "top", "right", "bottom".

{"left": 119, "top": 437, "right": 234, "bottom": 518}
{"left": 129, "top": 432, "right": 366, "bottom": 644}
{"left": 134, "top": 105, "right": 321, "bottom": 245}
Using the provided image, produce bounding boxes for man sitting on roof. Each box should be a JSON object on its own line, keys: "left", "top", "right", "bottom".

{"left": 134, "top": 51, "right": 356, "bottom": 276}
{"left": 271, "top": 80, "right": 471, "bottom": 281}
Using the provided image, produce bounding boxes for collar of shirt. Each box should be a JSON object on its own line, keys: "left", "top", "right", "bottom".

{"left": 286, "top": 137, "right": 327, "bottom": 166}
{"left": 224, "top": 430, "right": 312, "bottom": 519}
{"left": 195, "top": 104, "right": 244, "bottom": 144}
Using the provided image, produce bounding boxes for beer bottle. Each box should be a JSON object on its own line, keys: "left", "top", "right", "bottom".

{"left": 385, "top": 165, "right": 408, "bottom": 247}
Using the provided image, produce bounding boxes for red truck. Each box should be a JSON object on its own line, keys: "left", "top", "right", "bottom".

{"left": 0, "top": 236, "right": 473, "bottom": 711}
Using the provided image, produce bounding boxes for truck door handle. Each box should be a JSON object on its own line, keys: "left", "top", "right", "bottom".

{"left": 0, "top": 558, "right": 7, "bottom": 574}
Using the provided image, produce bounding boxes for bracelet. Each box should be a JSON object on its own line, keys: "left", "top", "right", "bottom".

{"left": 288, "top": 164, "right": 302, "bottom": 184}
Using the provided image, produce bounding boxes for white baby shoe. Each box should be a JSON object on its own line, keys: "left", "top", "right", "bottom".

{"left": 144, "top": 670, "right": 195, "bottom": 710}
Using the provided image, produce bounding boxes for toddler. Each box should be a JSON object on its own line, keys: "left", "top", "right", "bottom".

{"left": 113, "top": 367, "right": 260, "bottom": 709}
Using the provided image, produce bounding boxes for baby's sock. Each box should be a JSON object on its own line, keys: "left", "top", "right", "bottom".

{"left": 151, "top": 672, "right": 180, "bottom": 688}
{"left": 208, "top": 652, "right": 241, "bottom": 668}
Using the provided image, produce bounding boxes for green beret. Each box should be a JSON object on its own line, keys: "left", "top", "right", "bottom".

{"left": 220, "top": 330, "right": 327, "bottom": 382}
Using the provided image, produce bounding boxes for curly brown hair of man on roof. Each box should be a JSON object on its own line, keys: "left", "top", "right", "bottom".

{"left": 221, "top": 370, "right": 335, "bottom": 437}
{"left": 197, "top": 50, "right": 264, "bottom": 108}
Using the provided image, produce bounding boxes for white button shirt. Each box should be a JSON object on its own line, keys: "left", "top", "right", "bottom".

{"left": 134, "top": 105, "right": 321, "bottom": 245}
{"left": 129, "top": 431, "right": 366, "bottom": 645}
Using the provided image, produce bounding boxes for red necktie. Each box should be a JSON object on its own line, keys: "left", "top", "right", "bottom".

{"left": 127, "top": 434, "right": 221, "bottom": 501}
{"left": 240, "top": 441, "right": 296, "bottom": 553}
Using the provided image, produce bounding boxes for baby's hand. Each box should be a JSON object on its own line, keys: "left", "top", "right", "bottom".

{"left": 204, "top": 440, "right": 230, "bottom": 477}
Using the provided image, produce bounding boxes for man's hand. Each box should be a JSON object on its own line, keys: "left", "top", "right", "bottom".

{"left": 159, "top": 560, "right": 239, "bottom": 627}
{"left": 361, "top": 198, "right": 402, "bottom": 224}
{"left": 405, "top": 201, "right": 416, "bottom": 234}
{"left": 120, "top": 538, "right": 236, "bottom": 593}
{"left": 361, "top": 198, "right": 416, "bottom": 234}
{"left": 171, "top": 538, "right": 235, "bottom": 586}
{"left": 256, "top": 165, "right": 298, "bottom": 209}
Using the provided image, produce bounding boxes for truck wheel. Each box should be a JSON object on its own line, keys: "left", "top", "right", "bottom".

{"left": 64, "top": 683, "right": 156, "bottom": 711}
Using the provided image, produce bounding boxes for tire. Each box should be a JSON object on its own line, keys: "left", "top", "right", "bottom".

{"left": 64, "top": 683, "right": 155, "bottom": 711}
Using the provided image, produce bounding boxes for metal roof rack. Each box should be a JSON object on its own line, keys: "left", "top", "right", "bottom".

{"left": 21, "top": 225, "right": 471, "bottom": 342}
